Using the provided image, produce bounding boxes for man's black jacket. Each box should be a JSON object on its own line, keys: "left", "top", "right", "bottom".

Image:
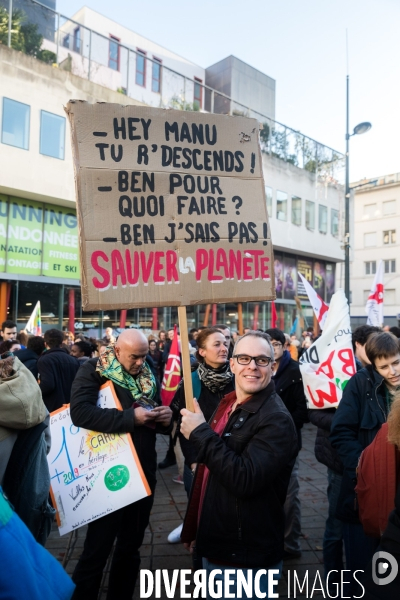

{"left": 308, "top": 408, "right": 343, "bottom": 474}
{"left": 38, "top": 347, "right": 80, "bottom": 412}
{"left": 70, "top": 358, "right": 172, "bottom": 487}
{"left": 186, "top": 381, "right": 298, "bottom": 568}
{"left": 273, "top": 352, "right": 308, "bottom": 448}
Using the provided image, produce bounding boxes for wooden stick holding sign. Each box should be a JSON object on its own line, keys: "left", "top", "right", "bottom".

{"left": 178, "top": 306, "right": 194, "bottom": 412}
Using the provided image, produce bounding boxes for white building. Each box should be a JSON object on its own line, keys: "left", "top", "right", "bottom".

{"left": 349, "top": 174, "right": 400, "bottom": 327}
{"left": 0, "top": 1, "right": 345, "bottom": 334}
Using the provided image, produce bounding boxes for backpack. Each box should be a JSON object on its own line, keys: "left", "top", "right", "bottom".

{"left": 355, "top": 423, "right": 398, "bottom": 537}
{"left": 3, "top": 421, "right": 55, "bottom": 546}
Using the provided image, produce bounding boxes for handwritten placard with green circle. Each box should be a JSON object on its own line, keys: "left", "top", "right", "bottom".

{"left": 104, "top": 465, "right": 130, "bottom": 491}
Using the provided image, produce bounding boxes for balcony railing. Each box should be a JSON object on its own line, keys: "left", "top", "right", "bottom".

{"left": 3, "top": 0, "right": 344, "bottom": 183}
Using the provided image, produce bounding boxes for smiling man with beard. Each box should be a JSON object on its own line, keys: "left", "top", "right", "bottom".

{"left": 180, "top": 331, "right": 298, "bottom": 599}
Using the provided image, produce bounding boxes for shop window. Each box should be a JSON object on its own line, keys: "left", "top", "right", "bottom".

{"left": 136, "top": 49, "right": 146, "bottom": 87}
{"left": 265, "top": 186, "right": 272, "bottom": 217}
{"left": 291, "top": 196, "right": 301, "bottom": 226}
{"left": 2, "top": 98, "right": 30, "bottom": 150}
{"left": 152, "top": 58, "right": 162, "bottom": 93}
{"left": 40, "top": 111, "right": 66, "bottom": 160}
{"left": 331, "top": 209, "right": 339, "bottom": 237}
{"left": 109, "top": 35, "right": 120, "bottom": 71}
{"left": 276, "top": 191, "right": 287, "bottom": 221}
{"left": 194, "top": 77, "right": 202, "bottom": 109}
{"left": 305, "top": 200, "right": 315, "bottom": 230}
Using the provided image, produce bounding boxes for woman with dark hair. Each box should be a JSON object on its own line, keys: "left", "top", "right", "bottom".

{"left": 148, "top": 339, "right": 162, "bottom": 380}
{"left": 70, "top": 339, "right": 95, "bottom": 364}
{"left": 168, "top": 327, "right": 234, "bottom": 543}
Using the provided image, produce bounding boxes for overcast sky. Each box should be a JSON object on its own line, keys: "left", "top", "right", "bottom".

{"left": 57, "top": 0, "right": 400, "bottom": 182}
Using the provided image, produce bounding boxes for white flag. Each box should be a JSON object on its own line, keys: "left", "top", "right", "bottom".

{"left": 300, "top": 289, "right": 356, "bottom": 409}
{"left": 26, "top": 301, "right": 42, "bottom": 336}
{"left": 298, "top": 272, "right": 329, "bottom": 329}
{"left": 365, "top": 260, "right": 384, "bottom": 327}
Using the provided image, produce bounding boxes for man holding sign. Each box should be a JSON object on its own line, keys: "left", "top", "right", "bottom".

{"left": 70, "top": 329, "right": 172, "bottom": 600}
{"left": 180, "top": 331, "right": 297, "bottom": 597}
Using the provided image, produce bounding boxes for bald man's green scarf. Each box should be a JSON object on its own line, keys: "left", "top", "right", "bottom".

{"left": 96, "top": 345, "right": 157, "bottom": 401}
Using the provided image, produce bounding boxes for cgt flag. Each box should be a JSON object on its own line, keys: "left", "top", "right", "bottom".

{"left": 298, "top": 272, "right": 329, "bottom": 329}
{"left": 366, "top": 260, "right": 384, "bottom": 327}
{"left": 25, "top": 301, "right": 41, "bottom": 336}
{"left": 161, "top": 325, "right": 181, "bottom": 406}
{"left": 300, "top": 289, "right": 356, "bottom": 409}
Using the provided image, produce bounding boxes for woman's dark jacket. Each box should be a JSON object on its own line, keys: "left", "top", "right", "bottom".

{"left": 273, "top": 351, "right": 308, "bottom": 449}
{"left": 14, "top": 348, "right": 40, "bottom": 380}
{"left": 308, "top": 408, "right": 343, "bottom": 474}
{"left": 183, "top": 381, "right": 298, "bottom": 568}
{"left": 172, "top": 372, "right": 235, "bottom": 467}
{"left": 70, "top": 358, "right": 172, "bottom": 488}
{"left": 330, "top": 365, "right": 387, "bottom": 522}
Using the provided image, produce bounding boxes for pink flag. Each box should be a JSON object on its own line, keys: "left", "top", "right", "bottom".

{"left": 271, "top": 301, "right": 277, "bottom": 328}
{"left": 366, "top": 260, "right": 384, "bottom": 327}
{"left": 298, "top": 273, "right": 329, "bottom": 329}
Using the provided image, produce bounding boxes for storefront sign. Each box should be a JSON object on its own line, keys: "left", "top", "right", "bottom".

{"left": 66, "top": 102, "right": 275, "bottom": 310}
{"left": 0, "top": 194, "right": 80, "bottom": 279}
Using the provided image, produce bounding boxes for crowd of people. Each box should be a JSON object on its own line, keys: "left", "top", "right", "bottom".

{"left": 0, "top": 316, "right": 400, "bottom": 598}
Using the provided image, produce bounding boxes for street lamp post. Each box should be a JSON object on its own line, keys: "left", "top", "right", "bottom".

{"left": 344, "top": 74, "right": 371, "bottom": 303}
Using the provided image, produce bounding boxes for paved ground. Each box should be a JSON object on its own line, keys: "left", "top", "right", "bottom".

{"left": 46, "top": 422, "right": 331, "bottom": 599}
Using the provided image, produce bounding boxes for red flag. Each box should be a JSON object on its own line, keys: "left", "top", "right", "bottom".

{"left": 161, "top": 325, "right": 181, "bottom": 406}
{"left": 271, "top": 301, "right": 277, "bottom": 328}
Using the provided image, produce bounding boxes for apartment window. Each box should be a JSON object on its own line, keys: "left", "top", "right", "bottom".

{"left": 319, "top": 205, "right": 328, "bottom": 234}
{"left": 383, "top": 230, "right": 396, "bottom": 245}
{"left": 383, "top": 200, "right": 396, "bottom": 216}
{"left": 40, "top": 111, "right": 65, "bottom": 160}
{"left": 109, "top": 35, "right": 120, "bottom": 71}
{"left": 331, "top": 209, "right": 339, "bottom": 237}
{"left": 194, "top": 77, "right": 202, "bottom": 109}
{"left": 305, "top": 200, "right": 315, "bottom": 229}
{"left": 364, "top": 232, "right": 377, "bottom": 247}
{"left": 265, "top": 186, "right": 272, "bottom": 217}
{"left": 363, "top": 203, "right": 377, "bottom": 219}
{"left": 136, "top": 49, "right": 146, "bottom": 87}
{"left": 276, "top": 191, "right": 287, "bottom": 221}
{"left": 384, "top": 259, "right": 396, "bottom": 274}
{"left": 1, "top": 98, "right": 30, "bottom": 150}
{"left": 62, "top": 34, "right": 70, "bottom": 49}
{"left": 152, "top": 57, "right": 162, "bottom": 93}
{"left": 365, "top": 261, "right": 376, "bottom": 275}
{"left": 291, "top": 196, "right": 301, "bottom": 226}
{"left": 73, "top": 27, "right": 81, "bottom": 53}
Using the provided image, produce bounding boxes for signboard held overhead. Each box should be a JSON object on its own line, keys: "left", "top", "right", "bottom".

{"left": 65, "top": 103, "right": 275, "bottom": 310}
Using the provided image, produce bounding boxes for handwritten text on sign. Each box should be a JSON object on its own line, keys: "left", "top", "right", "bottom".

{"left": 47, "top": 382, "right": 150, "bottom": 536}
{"left": 66, "top": 103, "right": 275, "bottom": 309}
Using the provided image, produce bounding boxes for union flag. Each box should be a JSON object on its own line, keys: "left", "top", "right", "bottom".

{"left": 161, "top": 325, "right": 181, "bottom": 406}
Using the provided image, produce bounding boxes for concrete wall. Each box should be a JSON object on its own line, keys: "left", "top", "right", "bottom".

{"left": 206, "top": 55, "right": 275, "bottom": 120}
{"left": 350, "top": 177, "right": 400, "bottom": 320}
{"left": 0, "top": 44, "right": 144, "bottom": 208}
{"left": 263, "top": 154, "right": 344, "bottom": 261}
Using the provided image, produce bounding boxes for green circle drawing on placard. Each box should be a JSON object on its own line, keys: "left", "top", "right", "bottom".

{"left": 104, "top": 465, "right": 130, "bottom": 491}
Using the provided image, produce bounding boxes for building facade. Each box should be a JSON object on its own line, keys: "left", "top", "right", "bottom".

{"left": 349, "top": 173, "right": 400, "bottom": 327}
{"left": 0, "top": 1, "right": 345, "bottom": 336}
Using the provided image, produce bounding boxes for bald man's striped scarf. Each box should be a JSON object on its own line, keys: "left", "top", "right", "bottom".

{"left": 96, "top": 344, "right": 157, "bottom": 401}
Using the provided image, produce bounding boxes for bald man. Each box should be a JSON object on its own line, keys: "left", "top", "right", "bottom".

{"left": 70, "top": 330, "right": 172, "bottom": 600}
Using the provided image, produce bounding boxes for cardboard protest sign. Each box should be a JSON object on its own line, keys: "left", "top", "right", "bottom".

{"left": 299, "top": 289, "right": 356, "bottom": 409}
{"left": 65, "top": 102, "right": 274, "bottom": 310}
{"left": 48, "top": 382, "right": 150, "bottom": 536}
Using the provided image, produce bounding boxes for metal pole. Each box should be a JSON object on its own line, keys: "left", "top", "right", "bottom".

{"left": 344, "top": 75, "right": 350, "bottom": 303}
{"left": 56, "top": 11, "right": 60, "bottom": 65}
{"left": 58, "top": 284, "right": 64, "bottom": 330}
{"left": 126, "top": 48, "right": 130, "bottom": 96}
{"left": 8, "top": 0, "right": 12, "bottom": 48}
{"left": 88, "top": 28, "right": 92, "bottom": 81}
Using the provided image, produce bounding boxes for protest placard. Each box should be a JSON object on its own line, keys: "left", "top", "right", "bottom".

{"left": 48, "top": 382, "right": 150, "bottom": 536}
{"left": 65, "top": 103, "right": 274, "bottom": 310}
{"left": 299, "top": 289, "right": 356, "bottom": 409}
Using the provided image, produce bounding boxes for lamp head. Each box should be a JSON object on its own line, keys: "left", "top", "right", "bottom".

{"left": 353, "top": 122, "right": 372, "bottom": 136}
